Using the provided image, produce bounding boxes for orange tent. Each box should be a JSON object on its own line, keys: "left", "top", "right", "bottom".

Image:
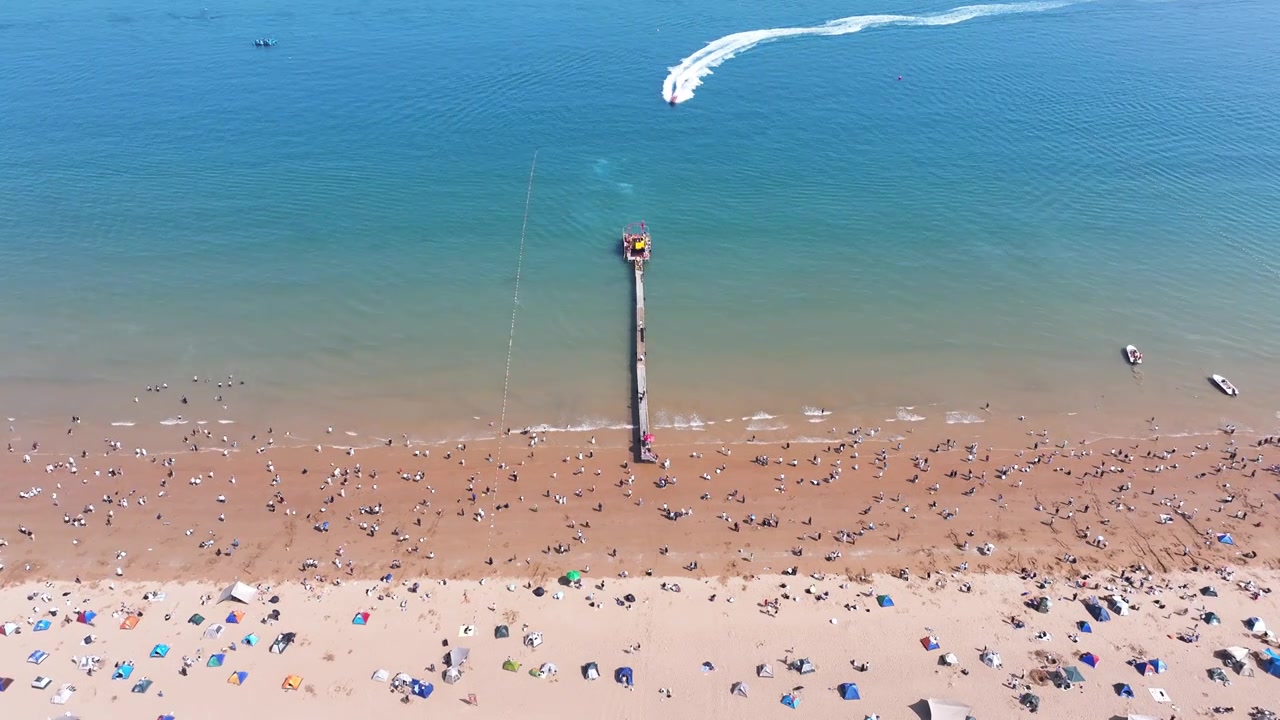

{"left": 282, "top": 674, "right": 303, "bottom": 691}
{"left": 119, "top": 615, "right": 140, "bottom": 630}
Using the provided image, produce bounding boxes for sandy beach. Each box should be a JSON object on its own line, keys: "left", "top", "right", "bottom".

{"left": 4, "top": 389, "right": 1280, "bottom": 719}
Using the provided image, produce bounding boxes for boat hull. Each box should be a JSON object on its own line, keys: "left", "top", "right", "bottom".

{"left": 1210, "top": 374, "right": 1239, "bottom": 397}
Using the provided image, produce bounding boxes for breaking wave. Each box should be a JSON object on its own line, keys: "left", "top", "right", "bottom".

{"left": 662, "top": 1, "right": 1077, "bottom": 104}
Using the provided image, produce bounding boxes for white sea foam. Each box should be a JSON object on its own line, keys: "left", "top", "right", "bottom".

{"left": 743, "top": 411, "right": 777, "bottom": 421}
{"left": 894, "top": 407, "right": 926, "bottom": 422}
{"left": 746, "top": 419, "right": 790, "bottom": 432}
{"left": 217, "top": 419, "right": 235, "bottom": 424}
{"left": 655, "top": 412, "right": 708, "bottom": 430}
{"left": 159, "top": 417, "right": 188, "bottom": 426}
{"left": 801, "top": 406, "right": 832, "bottom": 417}
{"left": 524, "top": 419, "right": 633, "bottom": 434}
{"left": 662, "top": 2, "right": 1076, "bottom": 104}
{"left": 808, "top": 418, "right": 826, "bottom": 423}
{"left": 110, "top": 421, "right": 136, "bottom": 427}
{"left": 945, "top": 411, "right": 985, "bottom": 424}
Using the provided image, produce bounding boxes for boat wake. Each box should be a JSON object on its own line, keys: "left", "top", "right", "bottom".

{"left": 661, "top": 1, "right": 1077, "bottom": 104}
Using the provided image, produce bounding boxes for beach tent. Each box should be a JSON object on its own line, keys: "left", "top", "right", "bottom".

{"left": 282, "top": 674, "right": 303, "bottom": 691}
{"left": 757, "top": 663, "right": 774, "bottom": 678}
{"left": 1109, "top": 596, "right": 1130, "bottom": 616}
{"left": 1203, "top": 611, "right": 1221, "bottom": 626}
{"left": 31, "top": 675, "right": 52, "bottom": 689}
{"left": 76, "top": 610, "right": 97, "bottom": 625}
{"left": 160, "top": 715, "right": 176, "bottom": 720}
{"left": 120, "top": 615, "right": 140, "bottom": 630}
{"left": 242, "top": 633, "right": 259, "bottom": 647}
{"left": 1246, "top": 617, "right": 1267, "bottom": 633}
{"left": 447, "top": 647, "right": 470, "bottom": 668}
{"left": 927, "top": 698, "right": 973, "bottom": 720}
{"left": 228, "top": 671, "right": 249, "bottom": 685}
{"left": 584, "top": 662, "right": 600, "bottom": 680}
{"left": 352, "top": 612, "right": 370, "bottom": 626}
{"left": 495, "top": 624, "right": 510, "bottom": 639}
{"left": 409, "top": 679, "right": 434, "bottom": 699}
{"left": 270, "top": 632, "right": 296, "bottom": 654}
{"left": 920, "top": 636, "right": 941, "bottom": 651}
{"left": 443, "top": 667, "right": 462, "bottom": 684}
{"left": 782, "top": 693, "right": 801, "bottom": 709}
{"left": 1223, "top": 646, "right": 1250, "bottom": 663}
{"left": 52, "top": 683, "right": 75, "bottom": 704}
{"left": 0, "top": 677, "right": 12, "bottom": 692}
{"left": 1087, "top": 603, "right": 1112, "bottom": 623}
{"left": 1208, "top": 667, "right": 1229, "bottom": 683}
{"left": 1063, "top": 666, "right": 1085, "bottom": 684}
{"left": 131, "top": 678, "right": 153, "bottom": 694}
{"left": 502, "top": 659, "right": 521, "bottom": 673}
{"left": 940, "top": 653, "right": 959, "bottom": 667}
{"left": 1201, "top": 586, "right": 1219, "bottom": 597}
{"left": 838, "top": 682, "right": 861, "bottom": 700}
{"left": 731, "top": 681, "right": 749, "bottom": 697}
{"left": 225, "top": 611, "right": 244, "bottom": 625}
{"left": 219, "top": 581, "right": 257, "bottom": 604}
{"left": 1217, "top": 533, "right": 1235, "bottom": 545}
{"left": 1077, "top": 621, "right": 1092, "bottom": 633}
{"left": 1035, "top": 597, "right": 1052, "bottom": 614}
{"left": 34, "top": 619, "right": 51, "bottom": 632}
{"left": 524, "top": 631, "right": 543, "bottom": 648}
{"left": 204, "top": 624, "right": 226, "bottom": 639}
{"left": 28, "top": 649, "right": 49, "bottom": 664}
{"left": 113, "top": 662, "right": 135, "bottom": 680}
{"left": 372, "top": 669, "right": 389, "bottom": 683}
{"left": 615, "top": 666, "right": 634, "bottom": 687}
{"left": 208, "top": 653, "right": 226, "bottom": 668}
{"left": 1080, "top": 652, "right": 1099, "bottom": 668}
{"left": 0, "top": 621, "right": 20, "bottom": 636}
{"left": 538, "top": 662, "right": 558, "bottom": 678}
{"left": 876, "top": 595, "right": 894, "bottom": 608}
{"left": 981, "top": 650, "right": 1002, "bottom": 669}
{"left": 1018, "top": 693, "right": 1040, "bottom": 712}
{"left": 794, "top": 658, "right": 816, "bottom": 674}
{"left": 150, "top": 644, "right": 171, "bottom": 658}
{"left": 188, "top": 613, "right": 205, "bottom": 626}
{"left": 1136, "top": 659, "right": 1167, "bottom": 676}
{"left": 1118, "top": 683, "right": 1135, "bottom": 698}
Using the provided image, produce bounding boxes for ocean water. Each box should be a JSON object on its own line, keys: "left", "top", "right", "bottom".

{"left": 2, "top": 0, "right": 1279, "bottom": 440}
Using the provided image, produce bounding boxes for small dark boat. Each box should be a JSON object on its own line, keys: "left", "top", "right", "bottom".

{"left": 253, "top": 37, "right": 277, "bottom": 47}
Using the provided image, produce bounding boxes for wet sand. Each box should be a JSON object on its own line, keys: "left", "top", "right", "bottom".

{"left": 3, "top": 399, "right": 1280, "bottom": 718}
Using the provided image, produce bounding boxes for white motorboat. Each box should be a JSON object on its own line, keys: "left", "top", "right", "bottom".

{"left": 1125, "top": 345, "right": 1142, "bottom": 365}
{"left": 1211, "top": 374, "right": 1239, "bottom": 397}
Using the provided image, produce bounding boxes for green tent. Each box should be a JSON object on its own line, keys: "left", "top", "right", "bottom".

{"left": 502, "top": 659, "right": 521, "bottom": 673}
{"left": 1062, "top": 666, "right": 1085, "bottom": 684}
{"left": 188, "top": 613, "right": 205, "bottom": 626}
{"left": 566, "top": 570, "right": 581, "bottom": 583}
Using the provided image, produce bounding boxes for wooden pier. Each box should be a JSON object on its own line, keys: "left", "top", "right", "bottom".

{"left": 623, "top": 222, "right": 658, "bottom": 463}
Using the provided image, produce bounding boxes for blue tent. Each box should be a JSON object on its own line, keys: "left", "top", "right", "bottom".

{"left": 160, "top": 716, "right": 176, "bottom": 720}
{"left": 242, "top": 633, "right": 259, "bottom": 646}
{"left": 615, "top": 666, "right": 634, "bottom": 687}
{"left": 113, "top": 663, "right": 135, "bottom": 680}
{"left": 409, "top": 679, "right": 434, "bottom": 699}
{"left": 34, "top": 619, "right": 51, "bottom": 632}
{"left": 352, "top": 612, "right": 370, "bottom": 626}
{"left": 208, "top": 653, "right": 225, "bottom": 668}
{"left": 876, "top": 595, "right": 894, "bottom": 608}
{"left": 1080, "top": 653, "right": 1099, "bottom": 668}
{"left": 838, "top": 682, "right": 860, "bottom": 700}
{"left": 1087, "top": 603, "right": 1111, "bottom": 623}
{"left": 781, "top": 694, "right": 801, "bottom": 709}
{"left": 27, "top": 650, "right": 49, "bottom": 665}
{"left": 1118, "top": 684, "right": 1134, "bottom": 698}
{"left": 150, "top": 644, "right": 171, "bottom": 658}
{"left": 1266, "top": 660, "right": 1280, "bottom": 678}
{"left": 1136, "top": 659, "right": 1166, "bottom": 676}
{"left": 77, "top": 610, "right": 98, "bottom": 625}
{"left": 1216, "top": 533, "right": 1235, "bottom": 545}
{"left": 1077, "top": 621, "right": 1092, "bottom": 633}
{"left": 920, "top": 636, "right": 940, "bottom": 651}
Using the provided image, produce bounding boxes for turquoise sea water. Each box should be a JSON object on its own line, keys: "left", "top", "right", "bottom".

{"left": 2, "top": 0, "right": 1279, "bottom": 440}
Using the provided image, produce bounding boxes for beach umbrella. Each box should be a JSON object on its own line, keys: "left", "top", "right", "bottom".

{"left": 533, "top": 587, "right": 546, "bottom": 597}
{"left": 566, "top": 570, "right": 581, "bottom": 583}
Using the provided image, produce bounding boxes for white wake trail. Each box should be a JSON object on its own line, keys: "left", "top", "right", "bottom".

{"left": 662, "top": 2, "right": 1076, "bottom": 104}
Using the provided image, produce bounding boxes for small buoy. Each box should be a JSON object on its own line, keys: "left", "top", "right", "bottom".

{"left": 897, "top": 76, "right": 903, "bottom": 81}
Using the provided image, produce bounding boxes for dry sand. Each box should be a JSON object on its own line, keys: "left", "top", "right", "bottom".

{"left": 4, "top": 399, "right": 1280, "bottom": 719}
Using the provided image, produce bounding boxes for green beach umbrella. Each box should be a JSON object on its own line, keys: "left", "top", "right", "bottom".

{"left": 566, "top": 570, "right": 581, "bottom": 583}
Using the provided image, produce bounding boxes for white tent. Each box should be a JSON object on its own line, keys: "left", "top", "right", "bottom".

{"left": 1109, "top": 595, "right": 1130, "bottom": 616}
{"left": 1223, "top": 647, "right": 1250, "bottom": 662}
{"left": 1246, "top": 617, "right": 1267, "bottom": 633}
{"left": 218, "top": 581, "right": 257, "bottom": 604}
{"left": 757, "top": 663, "right": 774, "bottom": 678}
{"left": 1, "top": 621, "right": 20, "bottom": 636}
{"left": 447, "top": 647, "right": 470, "bottom": 667}
{"left": 927, "top": 698, "right": 973, "bottom": 720}
{"left": 52, "top": 683, "right": 75, "bottom": 704}
{"left": 1128, "top": 715, "right": 1161, "bottom": 720}
{"left": 731, "top": 681, "right": 749, "bottom": 697}
{"left": 538, "top": 662, "right": 558, "bottom": 677}
{"left": 981, "top": 650, "right": 1002, "bottom": 668}
{"left": 443, "top": 667, "right": 462, "bottom": 684}
{"left": 204, "top": 623, "right": 226, "bottom": 639}
{"left": 523, "top": 632, "right": 543, "bottom": 648}
{"left": 585, "top": 664, "right": 600, "bottom": 680}
{"left": 371, "top": 669, "right": 389, "bottom": 682}
{"left": 941, "top": 653, "right": 959, "bottom": 666}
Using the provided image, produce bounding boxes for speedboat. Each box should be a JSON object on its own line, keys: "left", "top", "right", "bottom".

{"left": 1210, "top": 374, "right": 1239, "bottom": 397}
{"left": 253, "top": 37, "right": 277, "bottom": 47}
{"left": 1124, "top": 345, "right": 1142, "bottom": 365}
